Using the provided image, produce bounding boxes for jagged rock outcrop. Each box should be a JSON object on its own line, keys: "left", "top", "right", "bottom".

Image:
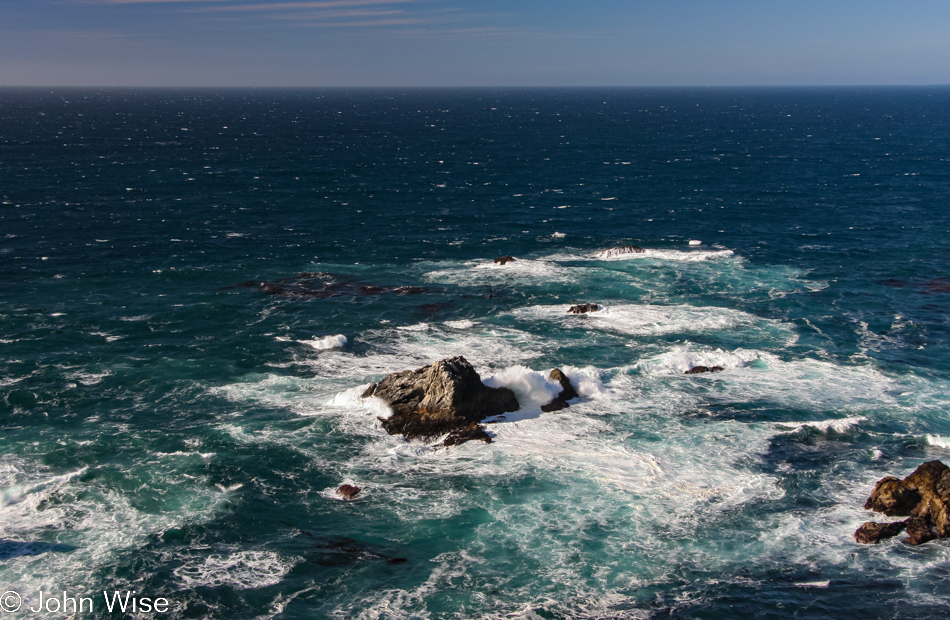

{"left": 363, "top": 356, "right": 519, "bottom": 445}
{"left": 568, "top": 303, "right": 600, "bottom": 314}
{"left": 541, "top": 368, "right": 579, "bottom": 412}
{"left": 494, "top": 255, "right": 516, "bottom": 265}
{"left": 685, "top": 365, "right": 724, "bottom": 374}
{"left": 855, "top": 460, "right": 950, "bottom": 545}
{"left": 596, "top": 246, "right": 644, "bottom": 259}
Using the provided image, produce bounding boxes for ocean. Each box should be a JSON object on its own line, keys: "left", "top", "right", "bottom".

{"left": 2, "top": 86, "right": 950, "bottom": 618}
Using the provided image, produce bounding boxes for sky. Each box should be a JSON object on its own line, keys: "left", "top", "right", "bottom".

{"left": 2, "top": 0, "right": 950, "bottom": 87}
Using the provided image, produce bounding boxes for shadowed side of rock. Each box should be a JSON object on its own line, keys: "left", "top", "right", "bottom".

{"left": 364, "top": 356, "right": 519, "bottom": 444}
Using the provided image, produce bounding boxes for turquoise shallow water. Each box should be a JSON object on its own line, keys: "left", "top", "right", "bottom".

{"left": 3, "top": 87, "right": 950, "bottom": 618}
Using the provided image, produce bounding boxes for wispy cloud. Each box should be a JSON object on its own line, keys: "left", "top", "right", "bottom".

{"left": 200, "top": 0, "right": 417, "bottom": 11}
{"left": 265, "top": 9, "right": 404, "bottom": 20}
{"left": 91, "top": 0, "right": 236, "bottom": 4}
{"left": 89, "top": 0, "right": 414, "bottom": 5}
{"left": 294, "top": 17, "right": 423, "bottom": 27}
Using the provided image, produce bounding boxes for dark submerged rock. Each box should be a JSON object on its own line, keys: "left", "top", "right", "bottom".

{"left": 568, "top": 303, "right": 600, "bottom": 314}
{"left": 337, "top": 484, "right": 361, "bottom": 500}
{"left": 365, "top": 356, "right": 519, "bottom": 444}
{"left": 494, "top": 256, "right": 516, "bottom": 265}
{"left": 684, "top": 366, "right": 724, "bottom": 375}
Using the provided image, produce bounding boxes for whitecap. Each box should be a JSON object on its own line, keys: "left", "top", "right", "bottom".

{"left": 510, "top": 303, "right": 769, "bottom": 337}
{"left": 299, "top": 334, "right": 347, "bottom": 350}
{"left": 926, "top": 434, "right": 950, "bottom": 450}
{"left": 778, "top": 416, "right": 868, "bottom": 435}
{"left": 595, "top": 247, "right": 736, "bottom": 262}
{"left": 636, "top": 346, "right": 759, "bottom": 375}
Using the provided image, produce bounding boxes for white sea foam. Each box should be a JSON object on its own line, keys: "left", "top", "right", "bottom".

{"left": 300, "top": 334, "right": 347, "bottom": 350}
{"left": 636, "top": 346, "right": 759, "bottom": 375}
{"left": 777, "top": 416, "right": 868, "bottom": 435}
{"left": 0, "top": 468, "right": 86, "bottom": 509}
{"left": 425, "top": 258, "right": 569, "bottom": 285}
{"left": 173, "top": 550, "right": 297, "bottom": 590}
{"left": 326, "top": 384, "right": 393, "bottom": 418}
{"left": 594, "top": 247, "right": 735, "bottom": 262}
{"left": 0, "top": 455, "right": 228, "bottom": 605}
{"left": 926, "top": 434, "right": 950, "bottom": 450}
{"left": 482, "top": 366, "right": 564, "bottom": 411}
{"left": 293, "top": 322, "right": 546, "bottom": 380}
{"left": 510, "top": 303, "right": 768, "bottom": 337}
{"left": 443, "top": 319, "right": 475, "bottom": 329}
{"left": 65, "top": 370, "right": 112, "bottom": 386}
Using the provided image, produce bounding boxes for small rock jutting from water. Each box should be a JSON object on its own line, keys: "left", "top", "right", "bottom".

{"left": 540, "top": 368, "right": 579, "bottom": 412}
{"left": 684, "top": 365, "right": 724, "bottom": 374}
{"left": 493, "top": 256, "right": 516, "bottom": 265}
{"left": 568, "top": 303, "right": 600, "bottom": 314}
{"left": 337, "top": 484, "right": 361, "bottom": 500}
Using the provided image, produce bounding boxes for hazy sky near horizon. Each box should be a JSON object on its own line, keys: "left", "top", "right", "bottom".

{"left": 2, "top": 0, "right": 950, "bottom": 87}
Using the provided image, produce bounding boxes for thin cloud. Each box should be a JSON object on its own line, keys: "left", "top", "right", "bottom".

{"left": 265, "top": 9, "right": 404, "bottom": 20}
{"left": 90, "top": 0, "right": 237, "bottom": 4}
{"left": 200, "top": 0, "right": 418, "bottom": 11}
{"left": 290, "top": 17, "right": 424, "bottom": 27}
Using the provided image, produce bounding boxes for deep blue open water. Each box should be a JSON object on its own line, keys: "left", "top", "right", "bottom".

{"left": 3, "top": 87, "right": 950, "bottom": 618}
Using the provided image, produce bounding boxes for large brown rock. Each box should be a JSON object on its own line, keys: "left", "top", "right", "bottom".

{"left": 856, "top": 460, "right": 950, "bottom": 545}
{"left": 904, "top": 460, "right": 950, "bottom": 537}
{"left": 365, "top": 356, "right": 519, "bottom": 444}
{"left": 864, "top": 477, "right": 921, "bottom": 516}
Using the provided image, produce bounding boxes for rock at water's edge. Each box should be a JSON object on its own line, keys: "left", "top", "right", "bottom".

{"left": 541, "top": 368, "right": 579, "bottom": 413}
{"left": 856, "top": 460, "right": 950, "bottom": 545}
{"left": 854, "top": 520, "right": 906, "bottom": 544}
{"left": 337, "top": 484, "right": 361, "bottom": 500}
{"left": 568, "top": 303, "right": 599, "bottom": 314}
{"left": 684, "top": 365, "right": 724, "bottom": 375}
{"left": 494, "top": 256, "right": 516, "bottom": 265}
{"left": 365, "top": 356, "right": 519, "bottom": 444}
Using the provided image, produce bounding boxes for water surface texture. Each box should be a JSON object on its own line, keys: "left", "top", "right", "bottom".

{"left": 3, "top": 87, "right": 950, "bottom": 618}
